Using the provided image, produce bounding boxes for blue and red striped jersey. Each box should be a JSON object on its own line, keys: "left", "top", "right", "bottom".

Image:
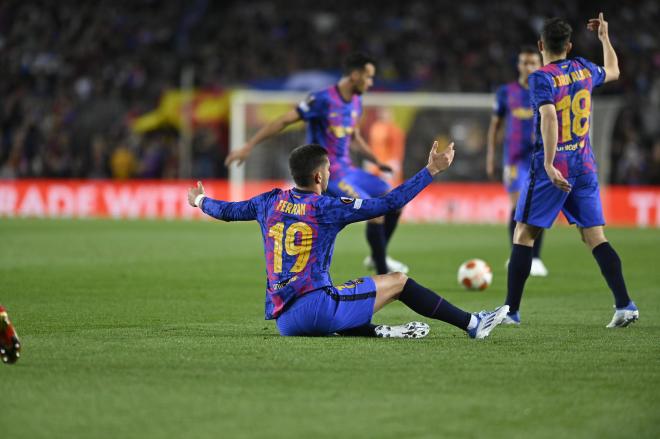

{"left": 296, "top": 86, "right": 362, "bottom": 179}
{"left": 528, "top": 57, "right": 606, "bottom": 178}
{"left": 200, "top": 168, "right": 433, "bottom": 319}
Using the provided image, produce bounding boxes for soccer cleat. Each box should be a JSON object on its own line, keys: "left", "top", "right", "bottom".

{"left": 606, "top": 301, "right": 639, "bottom": 328}
{"left": 363, "top": 255, "right": 410, "bottom": 274}
{"left": 468, "top": 305, "right": 509, "bottom": 339}
{"left": 0, "top": 306, "right": 21, "bottom": 365}
{"left": 530, "top": 258, "right": 549, "bottom": 277}
{"left": 502, "top": 310, "right": 521, "bottom": 325}
{"left": 375, "top": 321, "right": 430, "bottom": 338}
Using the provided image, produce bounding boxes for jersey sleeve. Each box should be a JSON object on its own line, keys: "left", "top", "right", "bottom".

{"left": 529, "top": 71, "right": 555, "bottom": 108}
{"left": 200, "top": 191, "right": 271, "bottom": 222}
{"left": 296, "top": 91, "right": 326, "bottom": 121}
{"left": 493, "top": 86, "right": 508, "bottom": 117}
{"left": 576, "top": 57, "right": 607, "bottom": 88}
{"left": 317, "top": 168, "right": 434, "bottom": 225}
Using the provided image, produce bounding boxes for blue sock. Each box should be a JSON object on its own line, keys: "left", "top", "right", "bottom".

{"left": 366, "top": 223, "right": 388, "bottom": 274}
{"left": 592, "top": 242, "right": 631, "bottom": 308}
{"left": 400, "top": 278, "right": 471, "bottom": 330}
{"left": 384, "top": 210, "right": 402, "bottom": 245}
{"left": 505, "top": 244, "right": 533, "bottom": 313}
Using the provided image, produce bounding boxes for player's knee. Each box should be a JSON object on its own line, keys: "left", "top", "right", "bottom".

{"left": 391, "top": 271, "right": 408, "bottom": 289}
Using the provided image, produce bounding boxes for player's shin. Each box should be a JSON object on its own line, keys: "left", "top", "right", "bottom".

{"left": 592, "top": 242, "right": 632, "bottom": 308}
{"left": 399, "top": 278, "right": 472, "bottom": 331}
{"left": 384, "top": 210, "right": 402, "bottom": 245}
{"left": 505, "top": 244, "right": 533, "bottom": 313}
{"left": 366, "top": 222, "right": 388, "bottom": 274}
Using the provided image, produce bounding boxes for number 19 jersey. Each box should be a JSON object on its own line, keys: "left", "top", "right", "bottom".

{"left": 528, "top": 57, "right": 606, "bottom": 178}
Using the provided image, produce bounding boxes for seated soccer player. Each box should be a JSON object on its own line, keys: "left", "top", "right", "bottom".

{"left": 188, "top": 141, "right": 508, "bottom": 339}
{"left": 0, "top": 305, "right": 21, "bottom": 364}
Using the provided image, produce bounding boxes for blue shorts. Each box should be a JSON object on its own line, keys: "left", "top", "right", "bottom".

{"left": 276, "top": 277, "right": 377, "bottom": 336}
{"left": 515, "top": 172, "right": 605, "bottom": 229}
{"left": 327, "top": 168, "right": 390, "bottom": 199}
{"left": 504, "top": 162, "right": 530, "bottom": 193}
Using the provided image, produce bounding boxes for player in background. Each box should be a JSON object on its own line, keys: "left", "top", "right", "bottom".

{"left": 0, "top": 305, "right": 21, "bottom": 364}
{"left": 486, "top": 47, "right": 548, "bottom": 277}
{"left": 503, "top": 14, "right": 639, "bottom": 327}
{"left": 364, "top": 108, "right": 406, "bottom": 271}
{"left": 225, "top": 53, "right": 409, "bottom": 276}
{"left": 194, "top": 141, "right": 509, "bottom": 339}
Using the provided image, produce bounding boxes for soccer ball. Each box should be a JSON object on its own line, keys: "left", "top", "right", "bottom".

{"left": 457, "top": 259, "right": 493, "bottom": 291}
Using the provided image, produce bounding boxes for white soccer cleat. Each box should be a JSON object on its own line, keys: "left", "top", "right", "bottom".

{"left": 530, "top": 258, "right": 549, "bottom": 277}
{"left": 468, "top": 305, "right": 509, "bottom": 339}
{"left": 363, "top": 256, "right": 410, "bottom": 274}
{"left": 606, "top": 301, "right": 639, "bottom": 328}
{"left": 375, "top": 321, "right": 430, "bottom": 338}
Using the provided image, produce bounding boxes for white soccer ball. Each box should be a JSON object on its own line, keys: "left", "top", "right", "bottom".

{"left": 457, "top": 259, "right": 493, "bottom": 291}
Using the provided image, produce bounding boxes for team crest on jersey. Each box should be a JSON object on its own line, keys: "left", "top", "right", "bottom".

{"left": 340, "top": 197, "right": 355, "bottom": 204}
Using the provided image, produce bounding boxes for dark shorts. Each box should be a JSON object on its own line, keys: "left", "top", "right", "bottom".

{"left": 515, "top": 172, "right": 605, "bottom": 229}
{"left": 327, "top": 168, "right": 390, "bottom": 199}
{"left": 276, "top": 277, "right": 377, "bottom": 336}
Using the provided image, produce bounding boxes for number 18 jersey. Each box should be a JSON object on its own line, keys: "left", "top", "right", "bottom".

{"left": 528, "top": 57, "right": 606, "bottom": 178}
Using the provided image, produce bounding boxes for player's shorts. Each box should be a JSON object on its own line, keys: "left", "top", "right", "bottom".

{"left": 276, "top": 277, "right": 377, "bottom": 336}
{"left": 515, "top": 171, "right": 605, "bottom": 229}
{"left": 503, "top": 162, "right": 530, "bottom": 194}
{"left": 327, "top": 167, "right": 390, "bottom": 199}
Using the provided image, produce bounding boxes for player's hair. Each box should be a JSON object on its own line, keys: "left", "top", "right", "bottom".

{"left": 342, "top": 52, "right": 376, "bottom": 75}
{"left": 289, "top": 144, "right": 329, "bottom": 187}
{"left": 541, "top": 18, "right": 572, "bottom": 54}
{"left": 519, "top": 45, "right": 540, "bottom": 57}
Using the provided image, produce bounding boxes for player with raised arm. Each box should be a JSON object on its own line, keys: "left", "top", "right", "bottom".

{"left": 486, "top": 47, "right": 549, "bottom": 277}
{"left": 0, "top": 305, "right": 21, "bottom": 364}
{"left": 503, "top": 14, "right": 639, "bottom": 327}
{"left": 225, "top": 53, "right": 409, "bottom": 276}
{"left": 195, "top": 141, "right": 508, "bottom": 338}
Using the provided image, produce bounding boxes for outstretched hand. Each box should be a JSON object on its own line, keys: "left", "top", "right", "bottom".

{"left": 425, "top": 141, "right": 455, "bottom": 176}
{"left": 587, "top": 12, "right": 609, "bottom": 41}
{"left": 187, "top": 181, "right": 205, "bottom": 207}
{"left": 544, "top": 164, "right": 572, "bottom": 193}
{"left": 224, "top": 146, "right": 251, "bottom": 167}
{"left": 377, "top": 163, "right": 394, "bottom": 173}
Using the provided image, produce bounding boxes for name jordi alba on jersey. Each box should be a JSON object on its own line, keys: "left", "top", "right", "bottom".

{"left": 529, "top": 57, "right": 606, "bottom": 178}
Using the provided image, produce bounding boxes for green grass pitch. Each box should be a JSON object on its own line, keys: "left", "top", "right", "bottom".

{"left": 1, "top": 219, "right": 659, "bottom": 439}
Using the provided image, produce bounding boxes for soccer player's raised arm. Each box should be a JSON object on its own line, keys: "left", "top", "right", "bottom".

{"left": 539, "top": 105, "right": 571, "bottom": 192}
{"left": 187, "top": 181, "right": 259, "bottom": 221}
{"left": 321, "top": 141, "right": 454, "bottom": 224}
{"left": 587, "top": 12, "right": 619, "bottom": 83}
{"left": 224, "top": 109, "right": 302, "bottom": 167}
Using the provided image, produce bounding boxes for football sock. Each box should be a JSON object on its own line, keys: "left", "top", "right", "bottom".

{"left": 533, "top": 229, "right": 544, "bottom": 259}
{"left": 384, "top": 210, "right": 402, "bottom": 245}
{"left": 337, "top": 323, "right": 377, "bottom": 337}
{"left": 366, "top": 222, "right": 388, "bottom": 274}
{"left": 592, "top": 242, "right": 631, "bottom": 308}
{"left": 399, "top": 278, "right": 471, "bottom": 331}
{"left": 508, "top": 209, "right": 516, "bottom": 246}
{"left": 505, "top": 244, "right": 533, "bottom": 313}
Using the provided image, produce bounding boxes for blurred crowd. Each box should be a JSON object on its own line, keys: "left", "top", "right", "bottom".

{"left": 1, "top": 0, "right": 658, "bottom": 183}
